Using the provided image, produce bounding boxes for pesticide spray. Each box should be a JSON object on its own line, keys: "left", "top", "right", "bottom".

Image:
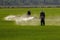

{"left": 4, "top": 14, "right": 40, "bottom": 25}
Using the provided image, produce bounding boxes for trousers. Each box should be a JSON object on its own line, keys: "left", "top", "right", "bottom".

{"left": 41, "top": 19, "right": 45, "bottom": 26}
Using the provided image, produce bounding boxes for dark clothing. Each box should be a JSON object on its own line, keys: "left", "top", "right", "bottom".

{"left": 40, "top": 12, "right": 45, "bottom": 19}
{"left": 27, "top": 11, "right": 31, "bottom": 16}
{"left": 40, "top": 12, "right": 45, "bottom": 26}
{"left": 41, "top": 19, "right": 45, "bottom": 26}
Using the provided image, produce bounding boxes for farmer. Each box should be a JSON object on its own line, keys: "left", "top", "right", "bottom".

{"left": 27, "top": 10, "right": 31, "bottom": 16}
{"left": 40, "top": 11, "right": 45, "bottom": 26}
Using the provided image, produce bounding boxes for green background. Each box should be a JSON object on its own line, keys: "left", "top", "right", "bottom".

{"left": 0, "top": 8, "right": 60, "bottom": 40}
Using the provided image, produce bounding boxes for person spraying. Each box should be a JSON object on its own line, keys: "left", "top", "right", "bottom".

{"left": 27, "top": 10, "right": 31, "bottom": 16}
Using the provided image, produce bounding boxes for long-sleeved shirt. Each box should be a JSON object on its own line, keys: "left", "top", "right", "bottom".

{"left": 40, "top": 12, "right": 45, "bottom": 19}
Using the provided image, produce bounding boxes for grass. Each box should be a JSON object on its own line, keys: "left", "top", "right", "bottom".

{"left": 0, "top": 25, "right": 60, "bottom": 40}
{"left": 0, "top": 8, "right": 60, "bottom": 40}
